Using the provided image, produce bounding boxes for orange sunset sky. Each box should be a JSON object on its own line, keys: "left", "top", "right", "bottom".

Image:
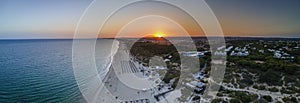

{"left": 0, "top": 0, "right": 300, "bottom": 39}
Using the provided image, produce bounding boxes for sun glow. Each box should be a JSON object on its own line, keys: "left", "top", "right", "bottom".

{"left": 154, "top": 32, "right": 166, "bottom": 38}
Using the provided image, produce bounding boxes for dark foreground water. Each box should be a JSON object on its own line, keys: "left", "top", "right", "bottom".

{"left": 0, "top": 39, "right": 107, "bottom": 102}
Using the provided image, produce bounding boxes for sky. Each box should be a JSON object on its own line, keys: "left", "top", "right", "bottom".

{"left": 0, "top": 0, "right": 299, "bottom": 39}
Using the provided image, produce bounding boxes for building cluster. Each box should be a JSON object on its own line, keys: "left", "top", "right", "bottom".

{"left": 230, "top": 47, "right": 250, "bottom": 56}
{"left": 214, "top": 45, "right": 228, "bottom": 56}
{"left": 213, "top": 45, "right": 250, "bottom": 57}
{"left": 183, "top": 41, "right": 300, "bottom": 60}
{"left": 268, "top": 49, "right": 294, "bottom": 59}
{"left": 185, "top": 81, "right": 206, "bottom": 93}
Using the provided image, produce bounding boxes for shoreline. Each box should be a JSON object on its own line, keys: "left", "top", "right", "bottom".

{"left": 102, "top": 40, "right": 120, "bottom": 81}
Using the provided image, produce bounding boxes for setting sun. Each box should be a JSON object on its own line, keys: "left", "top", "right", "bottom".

{"left": 154, "top": 32, "right": 166, "bottom": 38}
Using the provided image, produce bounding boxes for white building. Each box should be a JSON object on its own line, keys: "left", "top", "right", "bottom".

{"left": 230, "top": 51, "right": 249, "bottom": 56}
{"left": 217, "top": 45, "right": 226, "bottom": 51}
{"left": 259, "top": 50, "right": 264, "bottom": 53}
{"left": 225, "top": 46, "right": 233, "bottom": 52}
{"left": 214, "top": 51, "right": 226, "bottom": 56}
{"left": 182, "top": 51, "right": 206, "bottom": 57}
{"left": 274, "top": 52, "right": 282, "bottom": 58}
{"left": 185, "top": 81, "right": 206, "bottom": 92}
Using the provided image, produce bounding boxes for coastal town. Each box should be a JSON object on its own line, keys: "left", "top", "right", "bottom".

{"left": 102, "top": 37, "right": 300, "bottom": 103}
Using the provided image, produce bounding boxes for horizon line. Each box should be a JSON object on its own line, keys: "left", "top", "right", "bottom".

{"left": 2, "top": 35, "right": 300, "bottom": 40}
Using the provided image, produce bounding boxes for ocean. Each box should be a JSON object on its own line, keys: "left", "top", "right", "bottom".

{"left": 0, "top": 39, "right": 116, "bottom": 102}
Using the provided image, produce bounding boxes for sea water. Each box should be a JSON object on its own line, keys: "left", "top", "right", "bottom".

{"left": 0, "top": 39, "right": 117, "bottom": 102}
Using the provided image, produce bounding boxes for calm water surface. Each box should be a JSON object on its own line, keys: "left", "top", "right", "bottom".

{"left": 0, "top": 39, "right": 114, "bottom": 102}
